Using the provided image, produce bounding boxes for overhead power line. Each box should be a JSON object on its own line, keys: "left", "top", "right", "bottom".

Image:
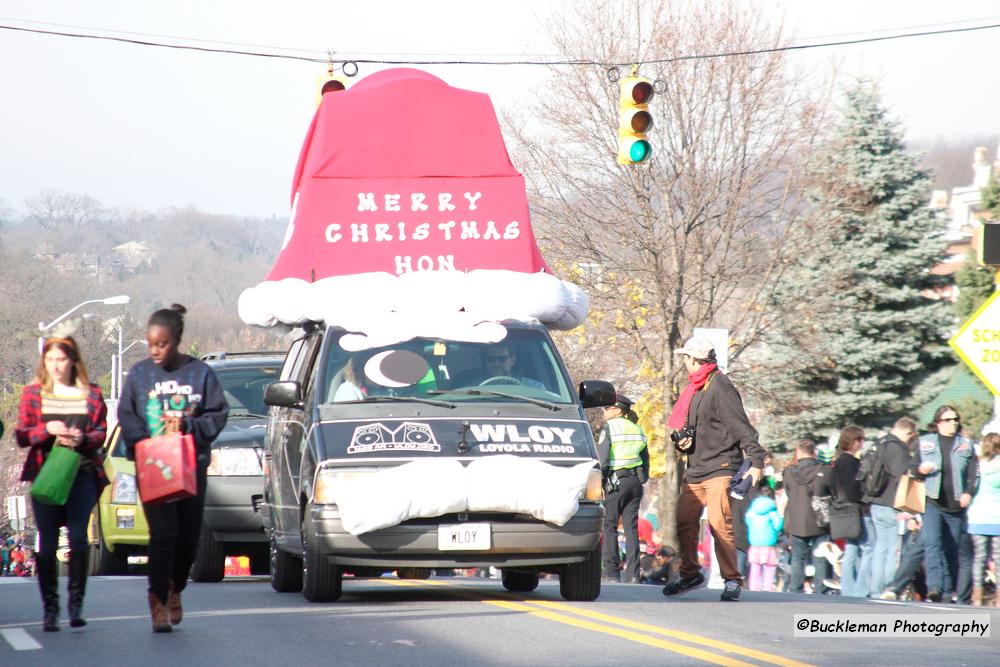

{"left": 1, "top": 20, "right": 1000, "bottom": 69}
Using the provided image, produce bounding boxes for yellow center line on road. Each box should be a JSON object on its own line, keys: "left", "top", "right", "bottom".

{"left": 523, "top": 599, "right": 813, "bottom": 667}
{"left": 384, "top": 579, "right": 802, "bottom": 667}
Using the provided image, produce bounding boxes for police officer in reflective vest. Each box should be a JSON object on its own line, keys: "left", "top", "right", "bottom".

{"left": 597, "top": 394, "right": 649, "bottom": 583}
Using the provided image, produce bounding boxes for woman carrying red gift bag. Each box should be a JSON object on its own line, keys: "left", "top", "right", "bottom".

{"left": 118, "top": 305, "right": 228, "bottom": 632}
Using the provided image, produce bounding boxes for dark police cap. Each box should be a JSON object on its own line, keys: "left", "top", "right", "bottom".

{"left": 615, "top": 395, "right": 635, "bottom": 410}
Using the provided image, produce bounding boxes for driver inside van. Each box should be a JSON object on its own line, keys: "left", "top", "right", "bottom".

{"left": 481, "top": 343, "right": 545, "bottom": 389}
{"left": 333, "top": 356, "right": 369, "bottom": 402}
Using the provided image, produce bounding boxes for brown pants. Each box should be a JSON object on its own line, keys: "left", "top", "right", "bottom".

{"left": 677, "top": 475, "right": 742, "bottom": 583}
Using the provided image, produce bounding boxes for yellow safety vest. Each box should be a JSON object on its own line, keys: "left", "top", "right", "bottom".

{"left": 607, "top": 416, "right": 647, "bottom": 470}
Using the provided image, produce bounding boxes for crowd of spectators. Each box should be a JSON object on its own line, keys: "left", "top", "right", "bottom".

{"left": 610, "top": 406, "right": 998, "bottom": 606}
{"left": 1, "top": 532, "right": 36, "bottom": 577}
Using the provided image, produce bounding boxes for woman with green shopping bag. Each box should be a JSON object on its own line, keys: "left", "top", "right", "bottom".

{"left": 15, "top": 336, "right": 108, "bottom": 631}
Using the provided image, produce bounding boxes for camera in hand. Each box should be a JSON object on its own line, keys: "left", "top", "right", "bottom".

{"left": 670, "top": 425, "right": 695, "bottom": 450}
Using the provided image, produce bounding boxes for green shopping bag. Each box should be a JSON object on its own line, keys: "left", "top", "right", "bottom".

{"left": 30, "top": 446, "right": 81, "bottom": 505}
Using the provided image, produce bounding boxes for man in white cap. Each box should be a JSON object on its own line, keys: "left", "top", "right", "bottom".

{"left": 662, "top": 335, "right": 765, "bottom": 602}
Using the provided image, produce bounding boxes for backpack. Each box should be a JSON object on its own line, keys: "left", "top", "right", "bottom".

{"left": 856, "top": 438, "right": 890, "bottom": 498}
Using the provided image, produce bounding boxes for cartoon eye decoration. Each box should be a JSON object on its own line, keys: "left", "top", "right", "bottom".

{"left": 364, "top": 350, "right": 429, "bottom": 388}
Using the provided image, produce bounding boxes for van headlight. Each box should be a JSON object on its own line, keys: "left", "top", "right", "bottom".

{"left": 314, "top": 467, "right": 380, "bottom": 505}
{"left": 207, "top": 447, "right": 263, "bottom": 476}
{"left": 111, "top": 472, "right": 137, "bottom": 504}
{"left": 584, "top": 468, "right": 604, "bottom": 502}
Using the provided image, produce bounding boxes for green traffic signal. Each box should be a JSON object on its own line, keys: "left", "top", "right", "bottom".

{"left": 630, "top": 140, "right": 651, "bottom": 163}
{"left": 617, "top": 75, "right": 655, "bottom": 165}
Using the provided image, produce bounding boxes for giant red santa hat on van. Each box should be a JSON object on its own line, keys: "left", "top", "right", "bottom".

{"left": 238, "top": 68, "right": 587, "bottom": 346}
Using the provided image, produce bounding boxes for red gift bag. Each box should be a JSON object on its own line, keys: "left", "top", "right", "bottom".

{"left": 136, "top": 433, "right": 197, "bottom": 505}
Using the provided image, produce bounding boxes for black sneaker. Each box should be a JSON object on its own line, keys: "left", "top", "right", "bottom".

{"left": 720, "top": 580, "right": 741, "bottom": 602}
{"left": 662, "top": 572, "right": 706, "bottom": 596}
{"left": 927, "top": 588, "right": 943, "bottom": 603}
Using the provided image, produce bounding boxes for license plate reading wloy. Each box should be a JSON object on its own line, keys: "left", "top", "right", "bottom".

{"left": 438, "top": 523, "right": 491, "bottom": 551}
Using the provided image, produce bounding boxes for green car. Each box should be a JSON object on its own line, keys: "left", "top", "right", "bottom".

{"left": 90, "top": 423, "right": 148, "bottom": 574}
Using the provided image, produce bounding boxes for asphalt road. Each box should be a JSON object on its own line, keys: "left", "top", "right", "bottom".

{"left": 1, "top": 575, "right": 997, "bottom": 666}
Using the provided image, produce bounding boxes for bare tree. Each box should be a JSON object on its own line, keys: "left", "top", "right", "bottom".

{"left": 507, "top": 0, "right": 829, "bottom": 545}
{"left": 24, "top": 189, "right": 104, "bottom": 232}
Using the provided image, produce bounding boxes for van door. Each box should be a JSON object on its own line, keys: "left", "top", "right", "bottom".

{"left": 266, "top": 337, "right": 305, "bottom": 540}
{"left": 284, "top": 333, "right": 321, "bottom": 524}
{"left": 269, "top": 333, "right": 322, "bottom": 540}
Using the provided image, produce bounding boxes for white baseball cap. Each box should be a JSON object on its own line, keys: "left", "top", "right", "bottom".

{"left": 674, "top": 336, "right": 715, "bottom": 361}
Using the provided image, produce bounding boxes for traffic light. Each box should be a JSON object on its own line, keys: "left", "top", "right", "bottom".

{"left": 315, "top": 74, "right": 346, "bottom": 106}
{"left": 979, "top": 222, "right": 1000, "bottom": 265}
{"left": 617, "top": 75, "right": 654, "bottom": 165}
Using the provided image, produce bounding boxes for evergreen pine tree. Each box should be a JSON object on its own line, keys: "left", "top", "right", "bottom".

{"left": 760, "top": 82, "right": 951, "bottom": 440}
{"left": 981, "top": 173, "right": 1000, "bottom": 217}
{"left": 954, "top": 250, "right": 994, "bottom": 321}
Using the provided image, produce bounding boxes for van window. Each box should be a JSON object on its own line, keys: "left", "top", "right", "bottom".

{"left": 322, "top": 328, "right": 574, "bottom": 404}
{"left": 279, "top": 339, "right": 305, "bottom": 382}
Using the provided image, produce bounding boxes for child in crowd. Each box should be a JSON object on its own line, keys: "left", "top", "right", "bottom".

{"left": 745, "top": 489, "right": 784, "bottom": 591}
{"left": 967, "top": 432, "right": 1000, "bottom": 606}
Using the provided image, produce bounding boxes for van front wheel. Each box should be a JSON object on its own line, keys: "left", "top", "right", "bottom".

{"left": 559, "top": 543, "right": 601, "bottom": 601}
{"left": 269, "top": 528, "right": 302, "bottom": 593}
{"left": 301, "top": 508, "right": 342, "bottom": 602}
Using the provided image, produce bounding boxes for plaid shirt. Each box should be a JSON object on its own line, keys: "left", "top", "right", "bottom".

{"left": 15, "top": 383, "right": 109, "bottom": 488}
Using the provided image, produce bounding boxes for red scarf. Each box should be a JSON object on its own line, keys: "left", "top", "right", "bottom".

{"left": 668, "top": 363, "right": 717, "bottom": 429}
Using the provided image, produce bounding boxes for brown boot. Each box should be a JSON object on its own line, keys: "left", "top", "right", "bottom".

{"left": 167, "top": 581, "right": 183, "bottom": 625}
{"left": 971, "top": 586, "right": 983, "bottom": 607}
{"left": 148, "top": 592, "right": 172, "bottom": 633}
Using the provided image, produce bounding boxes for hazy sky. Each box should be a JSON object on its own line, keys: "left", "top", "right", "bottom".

{"left": 1, "top": 0, "right": 999, "bottom": 217}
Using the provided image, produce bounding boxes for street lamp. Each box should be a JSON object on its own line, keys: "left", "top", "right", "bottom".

{"left": 112, "top": 339, "right": 147, "bottom": 400}
{"left": 38, "top": 295, "right": 131, "bottom": 354}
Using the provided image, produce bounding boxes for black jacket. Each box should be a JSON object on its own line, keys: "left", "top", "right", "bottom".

{"left": 831, "top": 452, "right": 864, "bottom": 503}
{"left": 862, "top": 434, "right": 912, "bottom": 507}
{"left": 783, "top": 458, "right": 831, "bottom": 538}
{"left": 684, "top": 371, "right": 767, "bottom": 482}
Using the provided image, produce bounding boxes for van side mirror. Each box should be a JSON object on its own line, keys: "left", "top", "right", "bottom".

{"left": 578, "top": 380, "right": 616, "bottom": 409}
{"left": 264, "top": 381, "right": 302, "bottom": 408}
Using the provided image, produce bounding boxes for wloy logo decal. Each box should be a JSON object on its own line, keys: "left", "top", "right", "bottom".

{"left": 347, "top": 422, "right": 441, "bottom": 454}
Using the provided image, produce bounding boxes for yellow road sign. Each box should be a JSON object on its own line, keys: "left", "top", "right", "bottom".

{"left": 949, "top": 290, "right": 1000, "bottom": 395}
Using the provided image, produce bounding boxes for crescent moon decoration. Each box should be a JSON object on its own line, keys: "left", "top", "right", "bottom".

{"left": 364, "top": 350, "right": 429, "bottom": 388}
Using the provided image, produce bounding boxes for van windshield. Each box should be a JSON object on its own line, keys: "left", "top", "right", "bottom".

{"left": 321, "top": 328, "right": 574, "bottom": 405}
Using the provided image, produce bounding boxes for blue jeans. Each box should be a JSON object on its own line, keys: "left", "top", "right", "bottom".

{"left": 869, "top": 504, "right": 901, "bottom": 596}
{"left": 889, "top": 529, "right": 925, "bottom": 595}
{"left": 956, "top": 531, "right": 973, "bottom": 603}
{"left": 921, "top": 501, "right": 965, "bottom": 593}
{"left": 790, "top": 534, "right": 830, "bottom": 593}
{"left": 841, "top": 515, "right": 874, "bottom": 597}
{"left": 31, "top": 470, "right": 99, "bottom": 557}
